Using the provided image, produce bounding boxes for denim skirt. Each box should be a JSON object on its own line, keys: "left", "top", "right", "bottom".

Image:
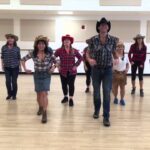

{"left": 33, "top": 71, "right": 51, "bottom": 92}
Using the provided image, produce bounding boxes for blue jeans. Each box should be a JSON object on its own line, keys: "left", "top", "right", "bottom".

{"left": 91, "top": 66, "right": 112, "bottom": 119}
{"left": 4, "top": 67, "right": 19, "bottom": 97}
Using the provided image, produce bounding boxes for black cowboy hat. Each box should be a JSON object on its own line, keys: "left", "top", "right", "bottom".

{"left": 96, "top": 17, "right": 111, "bottom": 33}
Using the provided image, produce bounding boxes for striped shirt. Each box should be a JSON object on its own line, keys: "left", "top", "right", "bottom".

{"left": 86, "top": 34, "right": 118, "bottom": 68}
{"left": 54, "top": 48, "right": 82, "bottom": 77}
{"left": 22, "top": 51, "right": 55, "bottom": 72}
{"left": 1, "top": 45, "right": 21, "bottom": 68}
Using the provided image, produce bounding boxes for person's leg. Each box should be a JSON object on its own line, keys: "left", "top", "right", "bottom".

{"left": 131, "top": 63, "right": 137, "bottom": 94}
{"left": 120, "top": 84, "right": 126, "bottom": 106}
{"left": 37, "top": 93, "right": 43, "bottom": 115}
{"left": 85, "top": 64, "right": 91, "bottom": 93}
{"left": 138, "top": 66, "right": 144, "bottom": 97}
{"left": 11, "top": 67, "right": 19, "bottom": 99}
{"left": 91, "top": 67, "right": 102, "bottom": 119}
{"left": 112, "top": 82, "right": 119, "bottom": 104}
{"left": 39, "top": 91, "right": 48, "bottom": 123}
{"left": 60, "top": 74, "right": 68, "bottom": 103}
{"left": 4, "top": 67, "right": 12, "bottom": 99}
{"left": 102, "top": 68, "right": 112, "bottom": 126}
{"left": 68, "top": 75, "right": 76, "bottom": 106}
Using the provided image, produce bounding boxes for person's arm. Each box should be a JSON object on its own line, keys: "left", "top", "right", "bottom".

{"left": 1, "top": 59, "right": 4, "bottom": 71}
{"left": 1, "top": 47, "right": 4, "bottom": 71}
{"left": 141, "top": 46, "right": 147, "bottom": 67}
{"left": 128, "top": 45, "right": 134, "bottom": 65}
{"left": 18, "top": 48, "right": 22, "bottom": 72}
{"left": 112, "top": 37, "right": 119, "bottom": 59}
{"left": 21, "top": 52, "right": 32, "bottom": 73}
{"left": 74, "top": 50, "right": 83, "bottom": 67}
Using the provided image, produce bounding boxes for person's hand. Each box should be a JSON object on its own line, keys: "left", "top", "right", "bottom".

{"left": 24, "top": 69, "right": 32, "bottom": 74}
{"left": 140, "top": 65, "right": 143, "bottom": 68}
{"left": 131, "top": 62, "right": 134, "bottom": 65}
{"left": 49, "top": 65, "right": 56, "bottom": 73}
{"left": 19, "top": 67, "right": 22, "bottom": 72}
{"left": 88, "top": 58, "right": 97, "bottom": 66}
{"left": 73, "top": 66, "right": 77, "bottom": 71}
{"left": 84, "top": 65, "right": 88, "bottom": 71}
{"left": 125, "top": 69, "right": 129, "bottom": 74}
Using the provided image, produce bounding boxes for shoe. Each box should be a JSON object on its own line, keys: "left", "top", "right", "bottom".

{"left": 41, "top": 111, "right": 47, "bottom": 124}
{"left": 69, "top": 99, "right": 74, "bottom": 107}
{"left": 12, "top": 96, "right": 16, "bottom": 100}
{"left": 61, "top": 97, "right": 68, "bottom": 103}
{"left": 140, "top": 89, "right": 144, "bottom": 97}
{"left": 113, "top": 98, "right": 118, "bottom": 104}
{"left": 120, "top": 99, "right": 125, "bottom": 106}
{"left": 6, "top": 95, "right": 12, "bottom": 100}
{"left": 37, "top": 107, "right": 43, "bottom": 116}
{"left": 93, "top": 111, "right": 99, "bottom": 119}
{"left": 131, "top": 87, "right": 136, "bottom": 95}
{"left": 85, "top": 88, "right": 90, "bottom": 93}
{"left": 103, "top": 118, "right": 110, "bottom": 127}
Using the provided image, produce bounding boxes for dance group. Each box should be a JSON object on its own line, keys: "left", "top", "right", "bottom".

{"left": 1, "top": 17, "right": 147, "bottom": 127}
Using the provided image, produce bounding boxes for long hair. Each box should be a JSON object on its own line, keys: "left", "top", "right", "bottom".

{"left": 61, "top": 44, "right": 75, "bottom": 54}
{"left": 134, "top": 38, "right": 146, "bottom": 50}
{"left": 33, "top": 40, "right": 49, "bottom": 58}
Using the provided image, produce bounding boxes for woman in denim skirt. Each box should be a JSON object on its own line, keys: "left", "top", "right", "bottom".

{"left": 21, "top": 35, "right": 56, "bottom": 124}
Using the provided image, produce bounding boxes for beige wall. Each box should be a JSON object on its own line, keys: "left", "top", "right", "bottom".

{"left": 20, "top": 0, "right": 61, "bottom": 5}
{"left": 0, "top": 0, "right": 10, "bottom": 4}
{"left": 0, "top": 19, "right": 14, "bottom": 41}
{"left": 100, "top": 0, "right": 141, "bottom": 6}
{"left": 20, "top": 19, "right": 55, "bottom": 41}
{"left": 60, "top": 20, "right": 97, "bottom": 42}
{"left": 110, "top": 21, "right": 140, "bottom": 42}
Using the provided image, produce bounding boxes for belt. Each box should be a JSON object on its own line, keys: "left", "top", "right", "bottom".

{"left": 114, "top": 70, "right": 126, "bottom": 74}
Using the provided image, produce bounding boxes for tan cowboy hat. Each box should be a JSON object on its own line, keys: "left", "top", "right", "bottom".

{"left": 133, "top": 34, "right": 145, "bottom": 40}
{"left": 117, "top": 41, "right": 125, "bottom": 47}
{"left": 34, "top": 35, "right": 49, "bottom": 47}
{"left": 5, "top": 33, "right": 18, "bottom": 41}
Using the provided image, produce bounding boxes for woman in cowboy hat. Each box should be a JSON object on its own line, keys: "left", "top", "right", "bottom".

{"left": 1, "top": 33, "right": 21, "bottom": 100}
{"left": 128, "top": 34, "right": 147, "bottom": 97}
{"left": 21, "top": 35, "right": 56, "bottom": 124}
{"left": 54, "top": 34, "right": 82, "bottom": 107}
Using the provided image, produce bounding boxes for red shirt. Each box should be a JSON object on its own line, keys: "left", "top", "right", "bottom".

{"left": 128, "top": 44, "right": 147, "bottom": 65}
{"left": 54, "top": 48, "right": 82, "bottom": 77}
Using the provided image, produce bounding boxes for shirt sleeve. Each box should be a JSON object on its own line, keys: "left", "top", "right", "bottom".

{"left": 54, "top": 49, "right": 60, "bottom": 57}
{"left": 1, "top": 46, "right": 4, "bottom": 59}
{"left": 128, "top": 45, "right": 133, "bottom": 63}
{"left": 21, "top": 51, "right": 33, "bottom": 61}
{"left": 18, "top": 47, "right": 21, "bottom": 60}
{"left": 112, "top": 37, "right": 119, "bottom": 52}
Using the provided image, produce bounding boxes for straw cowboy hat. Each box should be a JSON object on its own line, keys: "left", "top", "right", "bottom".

{"left": 133, "top": 34, "right": 145, "bottom": 40}
{"left": 96, "top": 17, "right": 111, "bottom": 33}
{"left": 5, "top": 33, "right": 19, "bottom": 41}
{"left": 62, "top": 34, "right": 74, "bottom": 44}
{"left": 34, "top": 35, "right": 49, "bottom": 47}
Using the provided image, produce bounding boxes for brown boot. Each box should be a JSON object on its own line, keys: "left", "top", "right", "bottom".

{"left": 37, "top": 107, "right": 43, "bottom": 116}
{"left": 41, "top": 110, "right": 47, "bottom": 124}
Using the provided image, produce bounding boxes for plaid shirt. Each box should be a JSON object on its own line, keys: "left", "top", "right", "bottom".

{"left": 54, "top": 48, "right": 82, "bottom": 77}
{"left": 86, "top": 34, "right": 118, "bottom": 68}
{"left": 22, "top": 51, "right": 55, "bottom": 72}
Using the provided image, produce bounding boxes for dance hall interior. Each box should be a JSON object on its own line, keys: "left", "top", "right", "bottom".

{"left": 0, "top": 0, "right": 150, "bottom": 150}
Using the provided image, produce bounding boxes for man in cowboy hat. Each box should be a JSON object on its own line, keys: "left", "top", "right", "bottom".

{"left": 1, "top": 33, "right": 21, "bottom": 100}
{"left": 86, "top": 17, "right": 119, "bottom": 127}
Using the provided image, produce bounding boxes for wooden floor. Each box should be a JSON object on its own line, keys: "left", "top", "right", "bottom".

{"left": 0, "top": 75, "right": 150, "bottom": 150}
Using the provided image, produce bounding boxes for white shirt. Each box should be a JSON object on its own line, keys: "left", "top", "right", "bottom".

{"left": 113, "top": 56, "right": 129, "bottom": 71}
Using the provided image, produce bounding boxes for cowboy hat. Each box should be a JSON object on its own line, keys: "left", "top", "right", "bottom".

{"left": 34, "top": 35, "right": 49, "bottom": 47}
{"left": 62, "top": 34, "right": 74, "bottom": 44}
{"left": 133, "top": 34, "right": 145, "bottom": 40}
{"left": 5, "top": 33, "right": 18, "bottom": 41}
{"left": 96, "top": 17, "right": 111, "bottom": 33}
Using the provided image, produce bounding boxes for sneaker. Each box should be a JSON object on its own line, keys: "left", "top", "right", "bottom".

{"left": 103, "top": 118, "right": 110, "bottom": 127}
{"left": 61, "top": 97, "right": 68, "bottom": 103}
{"left": 93, "top": 111, "right": 99, "bottom": 119}
{"left": 6, "top": 95, "right": 12, "bottom": 100}
{"left": 120, "top": 99, "right": 125, "bottom": 106}
{"left": 113, "top": 98, "right": 118, "bottom": 104}
{"left": 85, "top": 88, "right": 90, "bottom": 93}
{"left": 140, "top": 89, "right": 144, "bottom": 97}
{"left": 131, "top": 87, "right": 136, "bottom": 95}
{"left": 69, "top": 99, "right": 74, "bottom": 107}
